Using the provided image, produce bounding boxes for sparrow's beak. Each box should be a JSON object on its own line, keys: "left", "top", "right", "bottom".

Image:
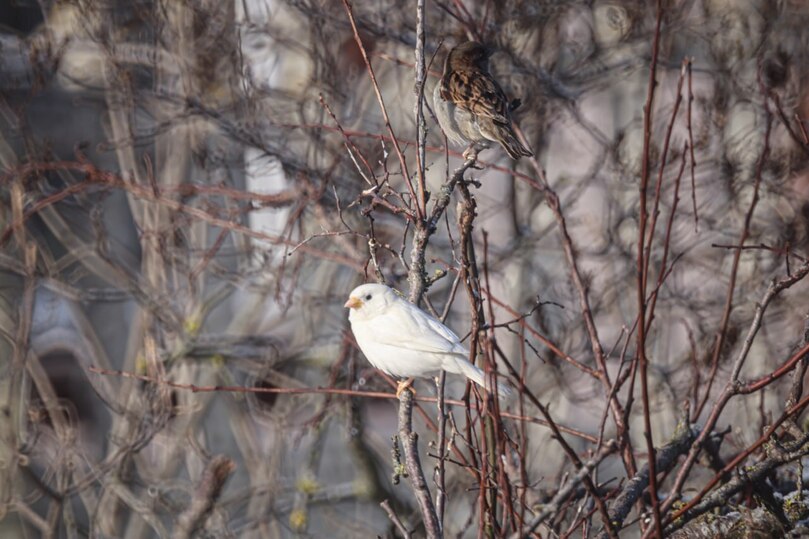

{"left": 344, "top": 296, "right": 363, "bottom": 309}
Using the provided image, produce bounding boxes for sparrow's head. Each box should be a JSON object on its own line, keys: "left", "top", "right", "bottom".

{"left": 446, "top": 41, "right": 492, "bottom": 71}
{"left": 344, "top": 283, "right": 399, "bottom": 320}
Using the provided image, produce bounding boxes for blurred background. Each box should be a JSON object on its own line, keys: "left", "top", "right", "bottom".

{"left": 2, "top": 0, "right": 809, "bottom": 537}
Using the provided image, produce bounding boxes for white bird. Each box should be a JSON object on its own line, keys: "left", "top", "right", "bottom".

{"left": 344, "top": 283, "right": 507, "bottom": 397}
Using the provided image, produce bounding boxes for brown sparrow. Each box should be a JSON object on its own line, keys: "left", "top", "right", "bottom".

{"left": 433, "top": 41, "right": 533, "bottom": 160}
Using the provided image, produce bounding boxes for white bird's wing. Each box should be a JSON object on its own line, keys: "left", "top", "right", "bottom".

{"left": 365, "top": 299, "right": 468, "bottom": 356}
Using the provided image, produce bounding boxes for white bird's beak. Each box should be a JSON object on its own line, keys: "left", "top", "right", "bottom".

{"left": 344, "top": 296, "right": 363, "bottom": 309}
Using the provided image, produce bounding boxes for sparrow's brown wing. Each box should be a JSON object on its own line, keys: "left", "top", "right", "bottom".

{"left": 440, "top": 69, "right": 511, "bottom": 125}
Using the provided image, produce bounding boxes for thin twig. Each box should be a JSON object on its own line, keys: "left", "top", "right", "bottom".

{"left": 381, "top": 499, "right": 411, "bottom": 539}
{"left": 172, "top": 456, "right": 235, "bottom": 539}
{"left": 660, "top": 96, "right": 776, "bottom": 519}
{"left": 635, "top": 2, "right": 665, "bottom": 534}
{"left": 515, "top": 442, "right": 618, "bottom": 539}
{"left": 340, "top": 0, "right": 420, "bottom": 219}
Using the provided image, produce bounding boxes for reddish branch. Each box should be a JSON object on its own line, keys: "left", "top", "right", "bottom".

{"left": 0, "top": 160, "right": 363, "bottom": 271}
{"left": 657, "top": 99, "right": 776, "bottom": 522}
{"left": 635, "top": 2, "right": 665, "bottom": 535}
{"left": 340, "top": 0, "right": 420, "bottom": 220}
{"left": 667, "top": 387, "right": 809, "bottom": 531}
{"left": 694, "top": 92, "right": 774, "bottom": 420}
{"left": 657, "top": 260, "right": 809, "bottom": 525}
{"left": 88, "top": 365, "right": 596, "bottom": 441}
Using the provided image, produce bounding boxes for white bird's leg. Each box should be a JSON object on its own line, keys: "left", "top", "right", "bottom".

{"left": 396, "top": 378, "right": 416, "bottom": 398}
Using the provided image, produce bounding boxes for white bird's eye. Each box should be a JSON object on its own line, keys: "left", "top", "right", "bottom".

{"left": 365, "top": 294, "right": 372, "bottom": 300}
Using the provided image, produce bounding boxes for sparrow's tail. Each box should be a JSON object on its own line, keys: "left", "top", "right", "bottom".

{"left": 481, "top": 118, "right": 533, "bottom": 160}
{"left": 449, "top": 356, "right": 511, "bottom": 399}
{"left": 497, "top": 125, "right": 533, "bottom": 160}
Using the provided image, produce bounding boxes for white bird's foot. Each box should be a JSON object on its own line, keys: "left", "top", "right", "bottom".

{"left": 396, "top": 378, "right": 416, "bottom": 398}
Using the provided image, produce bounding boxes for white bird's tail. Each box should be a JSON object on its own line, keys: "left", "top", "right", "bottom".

{"left": 449, "top": 356, "right": 511, "bottom": 399}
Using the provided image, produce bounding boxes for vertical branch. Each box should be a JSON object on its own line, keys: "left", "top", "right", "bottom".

{"left": 645, "top": 145, "right": 689, "bottom": 330}
{"left": 406, "top": 0, "right": 435, "bottom": 305}
{"left": 11, "top": 237, "right": 36, "bottom": 436}
{"left": 515, "top": 323, "right": 529, "bottom": 536}
{"left": 636, "top": 1, "right": 665, "bottom": 536}
{"left": 481, "top": 232, "right": 514, "bottom": 532}
{"left": 435, "top": 371, "right": 447, "bottom": 530}
{"left": 398, "top": 389, "right": 441, "bottom": 538}
{"left": 410, "top": 155, "right": 477, "bottom": 303}
{"left": 456, "top": 180, "right": 496, "bottom": 535}
{"left": 785, "top": 316, "right": 809, "bottom": 425}
{"left": 408, "top": 223, "right": 431, "bottom": 304}
{"left": 641, "top": 60, "right": 687, "bottom": 309}
{"left": 508, "top": 359, "right": 618, "bottom": 538}
{"left": 414, "top": 0, "right": 428, "bottom": 216}
{"left": 523, "top": 154, "right": 636, "bottom": 477}
{"left": 659, "top": 105, "right": 775, "bottom": 520}
{"left": 395, "top": 3, "right": 450, "bottom": 536}
{"left": 686, "top": 59, "right": 699, "bottom": 231}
